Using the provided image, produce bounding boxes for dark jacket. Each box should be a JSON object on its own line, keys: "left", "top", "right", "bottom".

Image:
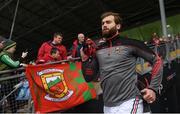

{"left": 71, "top": 40, "right": 83, "bottom": 58}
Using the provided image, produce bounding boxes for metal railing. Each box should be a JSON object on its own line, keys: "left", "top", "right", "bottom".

{"left": 136, "top": 38, "right": 180, "bottom": 75}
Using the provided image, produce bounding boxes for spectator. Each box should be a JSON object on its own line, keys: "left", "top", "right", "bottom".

{"left": 0, "top": 40, "right": 27, "bottom": 70}
{"left": 0, "top": 36, "right": 7, "bottom": 52}
{"left": 0, "top": 40, "right": 4, "bottom": 51}
{"left": 71, "top": 33, "right": 85, "bottom": 58}
{"left": 37, "top": 32, "right": 67, "bottom": 62}
{"left": 0, "top": 40, "right": 27, "bottom": 113}
{"left": 36, "top": 47, "right": 60, "bottom": 64}
{"left": 150, "top": 32, "right": 160, "bottom": 45}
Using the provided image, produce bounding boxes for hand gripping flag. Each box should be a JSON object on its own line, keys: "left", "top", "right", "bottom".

{"left": 26, "top": 62, "right": 97, "bottom": 112}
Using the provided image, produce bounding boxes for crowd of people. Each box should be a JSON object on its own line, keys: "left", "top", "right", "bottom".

{"left": 0, "top": 37, "right": 28, "bottom": 112}
{"left": 0, "top": 11, "right": 180, "bottom": 113}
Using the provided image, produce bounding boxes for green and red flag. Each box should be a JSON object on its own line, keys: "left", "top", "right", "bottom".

{"left": 25, "top": 62, "right": 97, "bottom": 113}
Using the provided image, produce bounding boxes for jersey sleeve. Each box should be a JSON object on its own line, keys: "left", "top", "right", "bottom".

{"left": 132, "top": 40, "right": 163, "bottom": 93}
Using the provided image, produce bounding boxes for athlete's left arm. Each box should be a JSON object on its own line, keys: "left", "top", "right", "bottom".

{"left": 132, "top": 41, "right": 163, "bottom": 93}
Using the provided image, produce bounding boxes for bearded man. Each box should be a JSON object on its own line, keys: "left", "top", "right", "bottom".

{"left": 81, "top": 12, "right": 163, "bottom": 113}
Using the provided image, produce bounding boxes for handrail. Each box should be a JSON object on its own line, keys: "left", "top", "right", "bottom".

{"left": 0, "top": 72, "right": 25, "bottom": 81}
{"left": 0, "top": 67, "right": 25, "bottom": 75}
{"left": 0, "top": 57, "right": 81, "bottom": 75}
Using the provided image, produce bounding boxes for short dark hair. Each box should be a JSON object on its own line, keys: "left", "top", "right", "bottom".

{"left": 50, "top": 47, "right": 59, "bottom": 55}
{"left": 53, "top": 32, "right": 63, "bottom": 38}
{"left": 101, "top": 12, "right": 122, "bottom": 24}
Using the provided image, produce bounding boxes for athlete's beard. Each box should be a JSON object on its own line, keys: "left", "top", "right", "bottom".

{"left": 102, "top": 26, "right": 118, "bottom": 38}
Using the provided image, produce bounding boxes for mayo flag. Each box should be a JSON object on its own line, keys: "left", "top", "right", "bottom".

{"left": 26, "top": 62, "right": 97, "bottom": 112}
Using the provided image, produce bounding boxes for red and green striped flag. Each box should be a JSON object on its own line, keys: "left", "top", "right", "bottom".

{"left": 26, "top": 62, "right": 97, "bottom": 113}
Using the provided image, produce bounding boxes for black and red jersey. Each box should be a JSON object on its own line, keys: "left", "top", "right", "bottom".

{"left": 82, "top": 34, "right": 163, "bottom": 107}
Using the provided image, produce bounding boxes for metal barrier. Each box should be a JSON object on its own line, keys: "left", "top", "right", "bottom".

{"left": 0, "top": 57, "right": 81, "bottom": 113}
{"left": 0, "top": 39, "right": 180, "bottom": 113}
{"left": 136, "top": 38, "right": 180, "bottom": 75}
{"left": 0, "top": 72, "right": 33, "bottom": 113}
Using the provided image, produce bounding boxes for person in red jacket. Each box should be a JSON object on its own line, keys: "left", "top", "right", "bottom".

{"left": 37, "top": 32, "right": 67, "bottom": 62}
{"left": 71, "top": 33, "right": 85, "bottom": 58}
{"left": 150, "top": 32, "right": 160, "bottom": 45}
{"left": 36, "top": 47, "right": 60, "bottom": 64}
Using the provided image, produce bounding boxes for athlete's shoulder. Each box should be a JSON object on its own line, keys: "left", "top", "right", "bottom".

{"left": 120, "top": 37, "right": 155, "bottom": 54}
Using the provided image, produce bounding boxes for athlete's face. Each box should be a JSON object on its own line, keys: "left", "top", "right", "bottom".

{"left": 102, "top": 15, "right": 120, "bottom": 38}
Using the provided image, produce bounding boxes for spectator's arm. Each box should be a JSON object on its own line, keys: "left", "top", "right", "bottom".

{"left": 37, "top": 43, "right": 46, "bottom": 60}
{"left": 0, "top": 55, "right": 20, "bottom": 68}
